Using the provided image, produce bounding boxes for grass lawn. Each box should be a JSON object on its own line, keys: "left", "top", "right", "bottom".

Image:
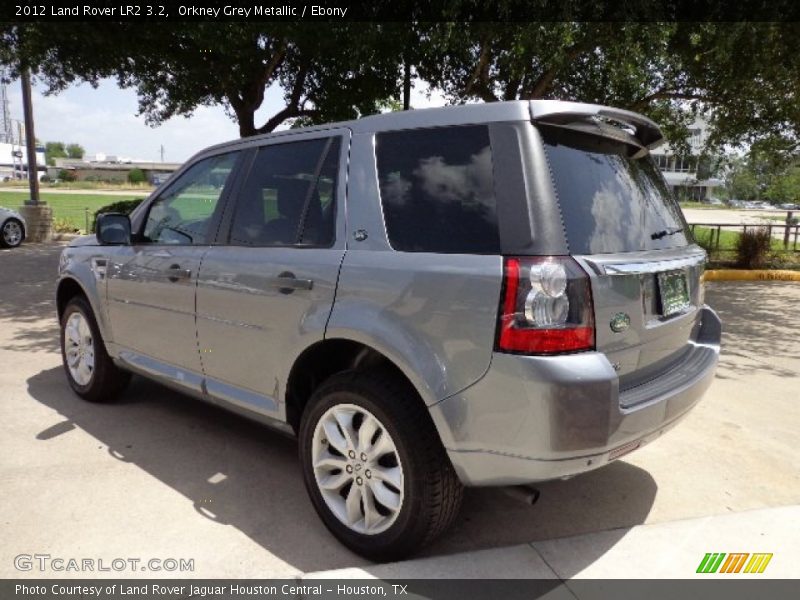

{"left": 692, "top": 224, "right": 800, "bottom": 270}
{"left": 0, "top": 190, "right": 145, "bottom": 232}
{"left": 692, "top": 225, "right": 794, "bottom": 252}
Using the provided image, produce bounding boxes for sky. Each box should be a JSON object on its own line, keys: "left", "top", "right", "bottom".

{"left": 5, "top": 78, "right": 447, "bottom": 163}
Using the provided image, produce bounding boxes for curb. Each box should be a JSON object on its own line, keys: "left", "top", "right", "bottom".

{"left": 704, "top": 269, "right": 800, "bottom": 282}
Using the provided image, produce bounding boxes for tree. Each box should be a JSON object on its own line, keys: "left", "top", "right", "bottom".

{"left": 127, "top": 168, "right": 146, "bottom": 184}
{"left": 44, "top": 141, "right": 66, "bottom": 166}
{"left": 66, "top": 143, "right": 84, "bottom": 159}
{"left": 724, "top": 138, "right": 800, "bottom": 203}
{"left": 415, "top": 21, "right": 800, "bottom": 151}
{"left": 765, "top": 166, "right": 800, "bottom": 205}
{"left": 1, "top": 23, "right": 403, "bottom": 138}
{"left": 43, "top": 141, "right": 85, "bottom": 164}
{"left": 725, "top": 157, "right": 759, "bottom": 201}
{"left": 5, "top": 20, "right": 800, "bottom": 150}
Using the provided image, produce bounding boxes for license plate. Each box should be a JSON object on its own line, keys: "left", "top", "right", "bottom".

{"left": 657, "top": 270, "right": 690, "bottom": 317}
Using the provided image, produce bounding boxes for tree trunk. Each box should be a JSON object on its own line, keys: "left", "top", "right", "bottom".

{"left": 237, "top": 110, "right": 258, "bottom": 137}
{"left": 403, "top": 58, "right": 411, "bottom": 110}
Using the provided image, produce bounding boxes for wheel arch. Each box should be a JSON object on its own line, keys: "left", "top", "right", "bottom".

{"left": 285, "top": 338, "right": 436, "bottom": 437}
{"left": 56, "top": 277, "right": 91, "bottom": 319}
{"left": 55, "top": 275, "right": 114, "bottom": 347}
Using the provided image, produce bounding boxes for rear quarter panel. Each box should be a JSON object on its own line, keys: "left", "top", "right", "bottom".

{"left": 326, "top": 250, "right": 503, "bottom": 406}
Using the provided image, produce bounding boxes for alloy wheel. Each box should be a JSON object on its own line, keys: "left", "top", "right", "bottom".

{"left": 311, "top": 403, "right": 404, "bottom": 535}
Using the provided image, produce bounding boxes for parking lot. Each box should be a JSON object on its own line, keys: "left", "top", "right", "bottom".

{"left": 1, "top": 243, "right": 799, "bottom": 578}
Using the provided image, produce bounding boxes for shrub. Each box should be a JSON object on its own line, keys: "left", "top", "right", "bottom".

{"left": 52, "top": 217, "right": 80, "bottom": 234}
{"left": 58, "top": 169, "right": 77, "bottom": 182}
{"left": 91, "top": 198, "right": 145, "bottom": 232}
{"left": 127, "top": 168, "right": 146, "bottom": 184}
{"left": 40, "top": 175, "right": 51, "bottom": 183}
{"left": 735, "top": 227, "right": 772, "bottom": 269}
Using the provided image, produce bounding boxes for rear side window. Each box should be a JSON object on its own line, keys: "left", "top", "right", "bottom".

{"left": 541, "top": 125, "right": 690, "bottom": 255}
{"left": 229, "top": 137, "right": 340, "bottom": 247}
{"left": 376, "top": 125, "right": 500, "bottom": 254}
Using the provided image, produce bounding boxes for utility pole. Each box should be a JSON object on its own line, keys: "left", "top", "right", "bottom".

{"left": 20, "top": 68, "right": 40, "bottom": 205}
{"left": 18, "top": 67, "right": 52, "bottom": 241}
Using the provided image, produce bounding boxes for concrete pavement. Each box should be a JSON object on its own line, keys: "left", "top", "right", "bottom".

{"left": 682, "top": 207, "right": 795, "bottom": 225}
{"left": 1, "top": 243, "right": 798, "bottom": 579}
{"left": 305, "top": 505, "right": 798, "bottom": 579}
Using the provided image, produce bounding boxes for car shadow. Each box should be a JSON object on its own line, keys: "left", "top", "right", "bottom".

{"left": 28, "top": 366, "right": 657, "bottom": 576}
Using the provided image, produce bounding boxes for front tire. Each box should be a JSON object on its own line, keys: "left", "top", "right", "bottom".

{"left": 60, "top": 296, "right": 131, "bottom": 402}
{"left": 1, "top": 218, "right": 24, "bottom": 248}
{"left": 299, "top": 370, "right": 463, "bottom": 561}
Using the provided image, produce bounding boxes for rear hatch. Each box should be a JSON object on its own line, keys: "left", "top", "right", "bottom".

{"left": 536, "top": 116, "right": 706, "bottom": 403}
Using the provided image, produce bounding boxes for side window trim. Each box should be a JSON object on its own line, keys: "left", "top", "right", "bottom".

{"left": 135, "top": 150, "right": 244, "bottom": 246}
{"left": 210, "top": 148, "right": 258, "bottom": 245}
{"left": 294, "top": 136, "right": 335, "bottom": 245}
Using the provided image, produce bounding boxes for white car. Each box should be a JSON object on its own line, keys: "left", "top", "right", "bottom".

{"left": 0, "top": 206, "right": 26, "bottom": 248}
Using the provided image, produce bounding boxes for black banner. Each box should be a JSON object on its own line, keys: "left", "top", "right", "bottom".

{"left": 4, "top": 579, "right": 800, "bottom": 600}
{"left": 5, "top": 0, "right": 800, "bottom": 22}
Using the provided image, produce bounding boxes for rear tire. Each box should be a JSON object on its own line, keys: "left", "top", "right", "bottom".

{"left": 60, "top": 296, "right": 131, "bottom": 402}
{"left": 299, "top": 370, "right": 463, "bottom": 561}
{"left": 1, "top": 218, "right": 24, "bottom": 248}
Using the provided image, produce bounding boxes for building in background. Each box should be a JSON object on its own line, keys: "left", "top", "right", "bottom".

{"left": 49, "top": 156, "right": 181, "bottom": 184}
{"left": 0, "top": 142, "right": 47, "bottom": 181}
{"left": 650, "top": 116, "right": 723, "bottom": 202}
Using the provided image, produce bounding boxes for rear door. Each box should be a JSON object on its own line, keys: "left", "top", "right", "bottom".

{"left": 194, "top": 131, "right": 348, "bottom": 417}
{"left": 538, "top": 122, "right": 705, "bottom": 397}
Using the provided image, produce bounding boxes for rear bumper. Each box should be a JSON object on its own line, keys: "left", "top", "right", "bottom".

{"left": 429, "top": 306, "right": 721, "bottom": 486}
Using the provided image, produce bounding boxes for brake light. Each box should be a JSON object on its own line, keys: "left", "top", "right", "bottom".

{"left": 496, "top": 256, "right": 595, "bottom": 354}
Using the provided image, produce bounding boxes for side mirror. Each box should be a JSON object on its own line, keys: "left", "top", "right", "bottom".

{"left": 96, "top": 213, "right": 132, "bottom": 245}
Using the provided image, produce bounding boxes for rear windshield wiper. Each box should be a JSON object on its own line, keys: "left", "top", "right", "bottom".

{"left": 650, "top": 227, "right": 684, "bottom": 240}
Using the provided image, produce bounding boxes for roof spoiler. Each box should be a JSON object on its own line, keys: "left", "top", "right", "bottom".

{"left": 529, "top": 100, "right": 664, "bottom": 149}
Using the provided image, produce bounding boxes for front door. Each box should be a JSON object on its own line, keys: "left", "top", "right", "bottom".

{"left": 106, "top": 151, "right": 241, "bottom": 387}
{"left": 195, "top": 133, "right": 348, "bottom": 416}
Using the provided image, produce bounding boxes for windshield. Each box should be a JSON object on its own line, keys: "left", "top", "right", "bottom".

{"left": 540, "top": 124, "right": 690, "bottom": 255}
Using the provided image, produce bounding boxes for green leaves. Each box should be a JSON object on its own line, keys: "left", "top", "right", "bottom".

{"left": 2, "top": 21, "right": 798, "bottom": 151}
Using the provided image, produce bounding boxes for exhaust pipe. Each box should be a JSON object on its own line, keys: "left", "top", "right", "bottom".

{"left": 503, "top": 485, "right": 541, "bottom": 506}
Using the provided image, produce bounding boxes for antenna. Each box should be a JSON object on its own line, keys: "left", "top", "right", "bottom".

{"left": 0, "top": 67, "right": 13, "bottom": 144}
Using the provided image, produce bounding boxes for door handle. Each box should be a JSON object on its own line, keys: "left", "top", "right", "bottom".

{"left": 272, "top": 272, "right": 314, "bottom": 294}
{"left": 165, "top": 264, "right": 192, "bottom": 282}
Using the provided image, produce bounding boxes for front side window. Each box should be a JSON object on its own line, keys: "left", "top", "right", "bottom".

{"left": 142, "top": 152, "right": 238, "bottom": 245}
{"left": 229, "top": 137, "right": 340, "bottom": 247}
{"left": 376, "top": 125, "right": 500, "bottom": 254}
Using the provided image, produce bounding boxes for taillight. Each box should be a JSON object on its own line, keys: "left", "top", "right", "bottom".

{"left": 496, "top": 256, "right": 595, "bottom": 354}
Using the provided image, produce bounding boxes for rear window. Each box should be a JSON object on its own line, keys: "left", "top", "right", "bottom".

{"left": 376, "top": 125, "right": 500, "bottom": 254}
{"left": 541, "top": 125, "right": 690, "bottom": 255}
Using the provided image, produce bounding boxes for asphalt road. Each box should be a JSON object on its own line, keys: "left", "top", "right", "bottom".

{"left": 1, "top": 243, "right": 798, "bottom": 578}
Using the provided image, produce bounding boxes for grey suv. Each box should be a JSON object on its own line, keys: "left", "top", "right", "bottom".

{"left": 56, "top": 100, "right": 721, "bottom": 560}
